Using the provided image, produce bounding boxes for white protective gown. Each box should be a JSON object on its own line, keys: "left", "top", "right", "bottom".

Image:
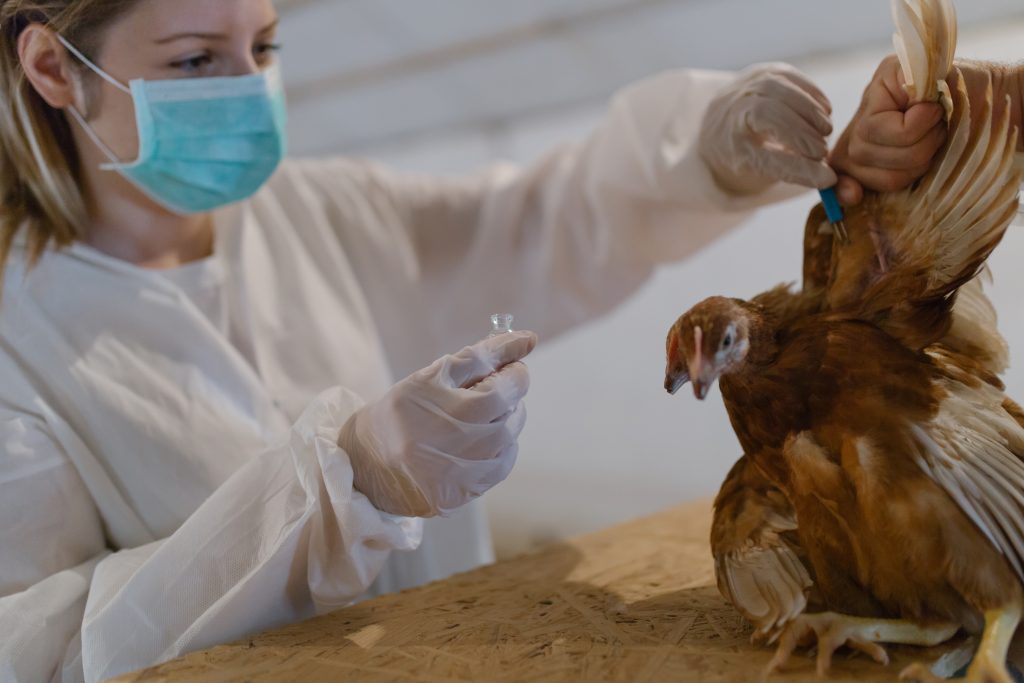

{"left": 0, "top": 69, "right": 806, "bottom": 682}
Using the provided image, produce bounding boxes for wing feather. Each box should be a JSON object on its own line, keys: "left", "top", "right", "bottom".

{"left": 893, "top": 0, "right": 956, "bottom": 108}
{"left": 823, "top": 0, "right": 1017, "bottom": 349}
{"left": 712, "top": 456, "right": 813, "bottom": 639}
{"left": 911, "top": 373, "right": 1024, "bottom": 582}
{"left": 832, "top": 72, "right": 1020, "bottom": 349}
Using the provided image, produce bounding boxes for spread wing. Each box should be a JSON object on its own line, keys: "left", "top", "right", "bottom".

{"left": 941, "top": 269, "right": 1009, "bottom": 377}
{"left": 712, "top": 455, "right": 813, "bottom": 640}
{"left": 834, "top": 71, "right": 1019, "bottom": 351}
{"left": 910, "top": 352, "right": 1024, "bottom": 582}
{"left": 814, "top": 0, "right": 1018, "bottom": 352}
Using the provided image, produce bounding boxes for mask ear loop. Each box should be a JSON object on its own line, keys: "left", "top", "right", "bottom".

{"left": 55, "top": 34, "right": 130, "bottom": 94}
{"left": 56, "top": 34, "right": 132, "bottom": 169}
{"left": 65, "top": 105, "right": 125, "bottom": 169}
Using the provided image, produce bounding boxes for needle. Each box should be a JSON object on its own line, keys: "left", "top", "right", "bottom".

{"left": 819, "top": 186, "right": 849, "bottom": 244}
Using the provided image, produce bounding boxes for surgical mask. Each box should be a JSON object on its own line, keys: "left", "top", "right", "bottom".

{"left": 58, "top": 35, "right": 287, "bottom": 215}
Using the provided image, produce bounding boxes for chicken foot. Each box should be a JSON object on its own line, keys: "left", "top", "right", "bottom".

{"left": 765, "top": 611, "right": 958, "bottom": 679}
{"left": 900, "top": 598, "right": 1022, "bottom": 683}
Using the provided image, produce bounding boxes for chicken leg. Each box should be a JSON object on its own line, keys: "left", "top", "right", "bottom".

{"left": 900, "top": 598, "right": 1022, "bottom": 683}
{"left": 765, "top": 612, "right": 958, "bottom": 678}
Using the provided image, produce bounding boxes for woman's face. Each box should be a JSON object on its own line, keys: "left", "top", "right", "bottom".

{"left": 79, "top": 0, "right": 280, "bottom": 162}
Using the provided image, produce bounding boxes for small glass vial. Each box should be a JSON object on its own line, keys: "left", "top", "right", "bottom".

{"left": 489, "top": 313, "right": 514, "bottom": 337}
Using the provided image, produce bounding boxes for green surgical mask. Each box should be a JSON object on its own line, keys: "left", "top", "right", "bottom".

{"left": 59, "top": 35, "right": 287, "bottom": 215}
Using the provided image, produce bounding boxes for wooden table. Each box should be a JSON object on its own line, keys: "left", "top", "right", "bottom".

{"left": 114, "top": 498, "right": 968, "bottom": 682}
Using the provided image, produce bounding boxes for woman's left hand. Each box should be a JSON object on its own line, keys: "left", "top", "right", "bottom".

{"left": 699, "top": 62, "right": 838, "bottom": 196}
{"left": 338, "top": 331, "right": 537, "bottom": 518}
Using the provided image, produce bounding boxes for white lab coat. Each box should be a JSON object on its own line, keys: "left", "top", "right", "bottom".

{"left": 0, "top": 69, "right": 806, "bottom": 682}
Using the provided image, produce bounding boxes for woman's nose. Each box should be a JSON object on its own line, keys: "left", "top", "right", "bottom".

{"left": 225, "top": 52, "right": 263, "bottom": 78}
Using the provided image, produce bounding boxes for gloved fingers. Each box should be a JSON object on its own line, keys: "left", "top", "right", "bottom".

{"left": 752, "top": 62, "right": 833, "bottom": 115}
{"left": 473, "top": 399, "right": 528, "bottom": 461}
{"left": 434, "top": 362, "right": 529, "bottom": 425}
{"left": 860, "top": 103, "right": 945, "bottom": 146}
{"left": 404, "top": 393, "right": 525, "bottom": 461}
{"left": 502, "top": 399, "right": 528, "bottom": 442}
{"left": 473, "top": 360, "right": 530, "bottom": 399}
{"left": 476, "top": 330, "right": 538, "bottom": 374}
{"left": 387, "top": 402, "right": 525, "bottom": 515}
{"left": 462, "top": 399, "right": 528, "bottom": 460}
{"left": 747, "top": 107, "right": 829, "bottom": 160}
{"left": 429, "top": 440, "right": 520, "bottom": 516}
{"left": 446, "top": 330, "right": 538, "bottom": 388}
{"left": 462, "top": 410, "right": 523, "bottom": 489}
{"left": 754, "top": 148, "right": 838, "bottom": 189}
{"left": 446, "top": 361, "right": 530, "bottom": 424}
{"left": 482, "top": 441, "right": 519, "bottom": 492}
{"left": 753, "top": 75, "right": 833, "bottom": 136}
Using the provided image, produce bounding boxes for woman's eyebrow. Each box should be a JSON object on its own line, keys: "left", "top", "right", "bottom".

{"left": 258, "top": 19, "right": 280, "bottom": 35}
{"left": 155, "top": 19, "right": 279, "bottom": 45}
{"left": 155, "top": 32, "right": 227, "bottom": 44}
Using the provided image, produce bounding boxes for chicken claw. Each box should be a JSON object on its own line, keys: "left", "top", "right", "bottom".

{"left": 764, "top": 612, "right": 958, "bottom": 678}
{"left": 765, "top": 612, "right": 891, "bottom": 677}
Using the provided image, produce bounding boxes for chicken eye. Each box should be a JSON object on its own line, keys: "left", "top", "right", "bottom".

{"left": 722, "top": 334, "right": 733, "bottom": 349}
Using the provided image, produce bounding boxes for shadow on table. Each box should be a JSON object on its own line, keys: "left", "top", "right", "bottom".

{"left": 124, "top": 535, "right": 985, "bottom": 682}
{"left": 192, "top": 539, "right": 971, "bottom": 682}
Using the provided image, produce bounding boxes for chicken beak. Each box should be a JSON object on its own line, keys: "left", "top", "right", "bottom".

{"left": 665, "top": 371, "right": 689, "bottom": 395}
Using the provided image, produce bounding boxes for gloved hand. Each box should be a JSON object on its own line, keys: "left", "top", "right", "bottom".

{"left": 339, "top": 330, "right": 538, "bottom": 518}
{"left": 699, "top": 63, "right": 838, "bottom": 196}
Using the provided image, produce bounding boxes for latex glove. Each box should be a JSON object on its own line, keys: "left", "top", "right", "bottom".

{"left": 339, "top": 330, "right": 538, "bottom": 518}
{"left": 831, "top": 55, "right": 949, "bottom": 205}
{"left": 699, "top": 63, "right": 838, "bottom": 196}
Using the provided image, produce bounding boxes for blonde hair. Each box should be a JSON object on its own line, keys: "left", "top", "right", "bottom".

{"left": 0, "top": 0, "right": 140, "bottom": 289}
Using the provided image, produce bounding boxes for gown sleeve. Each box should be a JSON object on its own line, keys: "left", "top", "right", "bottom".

{"left": 277, "top": 68, "right": 809, "bottom": 376}
{"left": 0, "top": 388, "right": 422, "bottom": 682}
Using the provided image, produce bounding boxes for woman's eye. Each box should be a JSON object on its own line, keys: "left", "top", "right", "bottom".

{"left": 254, "top": 42, "right": 282, "bottom": 62}
{"left": 171, "top": 53, "right": 212, "bottom": 74}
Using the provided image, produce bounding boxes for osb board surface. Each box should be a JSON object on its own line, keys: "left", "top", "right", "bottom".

{"left": 113, "top": 498, "right": 964, "bottom": 682}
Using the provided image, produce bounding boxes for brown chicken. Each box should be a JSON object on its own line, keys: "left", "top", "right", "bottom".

{"left": 663, "top": 0, "right": 1024, "bottom": 680}
{"left": 703, "top": 206, "right": 1011, "bottom": 668}
{"left": 703, "top": 199, "right": 1011, "bottom": 650}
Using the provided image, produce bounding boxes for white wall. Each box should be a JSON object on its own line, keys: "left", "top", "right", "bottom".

{"left": 308, "top": 18, "right": 1024, "bottom": 559}
{"left": 280, "top": 0, "right": 1024, "bottom": 156}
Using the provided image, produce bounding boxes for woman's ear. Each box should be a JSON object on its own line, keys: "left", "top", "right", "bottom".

{"left": 18, "top": 24, "right": 80, "bottom": 110}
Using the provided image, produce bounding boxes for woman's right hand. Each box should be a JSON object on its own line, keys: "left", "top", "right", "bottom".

{"left": 339, "top": 330, "right": 538, "bottom": 517}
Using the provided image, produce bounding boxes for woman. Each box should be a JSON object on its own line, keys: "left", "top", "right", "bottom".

{"left": 0, "top": 1, "right": 884, "bottom": 681}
